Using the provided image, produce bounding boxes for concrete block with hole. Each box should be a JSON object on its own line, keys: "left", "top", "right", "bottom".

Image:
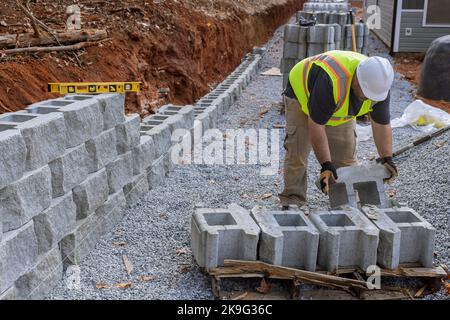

{"left": 0, "top": 129, "right": 27, "bottom": 190}
{"left": 58, "top": 99, "right": 104, "bottom": 148}
{"left": 328, "top": 164, "right": 391, "bottom": 209}
{"left": 0, "top": 112, "right": 66, "bottom": 171}
{"left": 96, "top": 94, "right": 126, "bottom": 130}
{"left": 144, "top": 123, "right": 172, "bottom": 158}
{"left": 0, "top": 166, "right": 52, "bottom": 232}
{"left": 251, "top": 206, "right": 319, "bottom": 271}
{"left": 191, "top": 203, "right": 260, "bottom": 270}
{"left": 115, "top": 114, "right": 141, "bottom": 154}
{"left": 105, "top": 151, "right": 133, "bottom": 194}
{"left": 33, "top": 193, "right": 77, "bottom": 255}
{"left": 132, "top": 135, "right": 156, "bottom": 175}
{"left": 309, "top": 207, "right": 379, "bottom": 272}
{"left": 14, "top": 246, "right": 63, "bottom": 300}
{"left": 280, "top": 58, "right": 297, "bottom": 74}
{"left": 49, "top": 144, "right": 90, "bottom": 198}
{"left": 360, "top": 206, "right": 435, "bottom": 269}
{"left": 123, "top": 172, "right": 150, "bottom": 206}
{"left": 0, "top": 221, "right": 38, "bottom": 293}
{"left": 72, "top": 169, "right": 109, "bottom": 220}
{"left": 85, "top": 128, "right": 118, "bottom": 173}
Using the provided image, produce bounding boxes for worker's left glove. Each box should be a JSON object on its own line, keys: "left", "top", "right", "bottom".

{"left": 379, "top": 156, "right": 398, "bottom": 184}
{"left": 319, "top": 161, "right": 338, "bottom": 195}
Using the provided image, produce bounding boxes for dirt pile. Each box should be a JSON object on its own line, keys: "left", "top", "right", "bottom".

{"left": 0, "top": 0, "right": 304, "bottom": 115}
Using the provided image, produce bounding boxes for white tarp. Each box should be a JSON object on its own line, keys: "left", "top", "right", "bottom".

{"left": 357, "top": 100, "right": 450, "bottom": 142}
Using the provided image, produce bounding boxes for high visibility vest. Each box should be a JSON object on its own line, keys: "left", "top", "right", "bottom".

{"left": 289, "top": 50, "right": 376, "bottom": 126}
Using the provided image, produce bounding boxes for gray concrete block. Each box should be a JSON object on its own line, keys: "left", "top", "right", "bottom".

{"left": 33, "top": 193, "right": 77, "bottom": 255}
{"left": 361, "top": 205, "right": 435, "bottom": 269}
{"left": 144, "top": 123, "right": 171, "bottom": 158}
{"left": 132, "top": 135, "right": 156, "bottom": 175}
{"left": 105, "top": 151, "right": 133, "bottom": 194}
{"left": 0, "top": 129, "right": 27, "bottom": 190}
{"left": 251, "top": 206, "right": 319, "bottom": 271}
{"left": 85, "top": 128, "right": 118, "bottom": 173}
{"left": 95, "top": 190, "right": 127, "bottom": 235}
{"left": 191, "top": 203, "right": 260, "bottom": 270}
{"left": 123, "top": 172, "right": 150, "bottom": 206}
{"left": 299, "top": 26, "right": 309, "bottom": 44}
{"left": 72, "top": 169, "right": 109, "bottom": 220}
{"left": 328, "top": 164, "right": 391, "bottom": 209}
{"left": 284, "top": 24, "right": 300, "bottom": 43}
{"left": 49, "top": 144, "right": 90, "bottom": 198}
{"left": 14, "top": 246, "right": 63, "bottom": 300}
{"left": 146, "top": 154, "right": 167, "bottom": 188}
{"left": 308, "top": 24, "right": 335, "bottom": 44}
{"left": 0, "top": 221, "right": 38, "bottom": 293}
{"left": 96, "top": 94, "right": 126, "bottom": 130}
{"left": 307, "top": 43, "right": 336, "bottom": 57}
{"left": 15, "top": 113, "right": 66, "bottom": 171}
{"left": 0, "top": 166, "right": 52, "bottom": 232}
{"left": 298, "top": 44, "right": 308, "bottom": 60}
{"left": 115, "top": 114, "right": 141, "bottom": 154}
{"left": 309, "top": 207, "right": 379, "bottom": 272}
{"left": 165, "top": 114, "right": 185, "bottom": 134}
{"left": 283, "top": 42, "right": 299, "bottom": 59}
{"left": 59, "top": 99, "right": 104, "bottom": 148}
{"left": 60, "top": 211, "right": 102, "bottom": 266}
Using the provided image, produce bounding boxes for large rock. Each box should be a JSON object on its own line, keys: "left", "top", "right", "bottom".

{"left": 0, "top": 166, "right": 52, "bottom": 232}
{"left": 418, "top": 35, "right": 450, "bottom": 101}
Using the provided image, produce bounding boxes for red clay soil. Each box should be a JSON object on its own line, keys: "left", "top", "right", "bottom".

{"left": 0, "top": 0, "right": 305, "bottom": 116}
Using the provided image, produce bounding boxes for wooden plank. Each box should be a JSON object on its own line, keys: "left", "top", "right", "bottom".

{"left": 381, "top": 266, "right": 447, "bottom": 278}
{"left": 211, "top": 260, "right": 370, "bottom": 291}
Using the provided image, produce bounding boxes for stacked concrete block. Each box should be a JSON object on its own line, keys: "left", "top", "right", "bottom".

{"left": 309, "top": 207, "right": 379, "bottom": 272}
{"left": 33, "top": 193, "right": 77, "bottom": 254}
{"left": 105, "top": 152, "right": 133, "bottom": 195}
{"left": 251, "top": 206, "right": 319, "bottom": 271}
{"left": 191, "top": 204, "right": 260, "bottom": 270}
{"left": 343, "top": 23, "right": 369, "bottom": 54}
{"left": 123, "top": 172, "right": 150, "bottom": 206}
{"left": 115, "top": 114, "right": 140, "bottom": 154}
{"left": 360, "top": 205, "right": 436, "bottom": 269}
{"left": 0, "top": 129, "right": 26, "bottom": 189}
{"left": 307, "top": 24, "right": 336, "bottom": 57}
{"left": 328, "top": 164, "right": 391, "bottom": 209}
{"left": 72, "top": 169, "right": 109, "bottom": 220}
{"left": 85, "top": 128, "right": 118, "bottom": 173}
{"left": 0, "top": 166, "right": 52, "bottom": 232}
{"left": 0, "top": 221, "right": 39, "bottom": 293}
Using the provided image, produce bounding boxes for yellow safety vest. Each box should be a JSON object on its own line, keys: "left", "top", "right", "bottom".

{"left": 289, "top": 50, "right": 376, "bottom": 126}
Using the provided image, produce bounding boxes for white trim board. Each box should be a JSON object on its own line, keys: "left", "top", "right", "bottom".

{"left": 393, "top": 0, "right": 403, "bottom": 53}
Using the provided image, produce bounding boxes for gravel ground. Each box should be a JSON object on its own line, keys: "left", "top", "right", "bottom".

{"left": 47, "top": 21, "right": 449, "bottom": 300}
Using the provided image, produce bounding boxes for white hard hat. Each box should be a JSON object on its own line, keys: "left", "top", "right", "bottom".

{"left": 356, "top": 56, "right": 394, "bottom": 101}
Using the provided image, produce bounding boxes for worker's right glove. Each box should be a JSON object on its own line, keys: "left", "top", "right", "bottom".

{"left": 379, "top": 156, "right": 398, "bottom": 184}
{"left": 319, "top": 161, "right": 338, "bottom": 195}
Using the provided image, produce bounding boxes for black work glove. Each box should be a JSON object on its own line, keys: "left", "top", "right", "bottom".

{"left": 320, "top": 161, "right": 338, "bottom": 195}
{"left": 379, "top": 156, "right": 398, "bottom": 184}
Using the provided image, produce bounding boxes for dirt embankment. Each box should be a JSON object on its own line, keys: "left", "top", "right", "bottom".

{"left": 0, "top": 0, "right": 304, "bottom": 115}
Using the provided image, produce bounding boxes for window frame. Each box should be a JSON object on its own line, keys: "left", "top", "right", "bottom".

{"left": 422, "top": 0, "right": 450, "bottom": 27}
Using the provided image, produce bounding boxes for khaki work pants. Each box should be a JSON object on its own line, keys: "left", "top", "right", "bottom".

{"left": 279, "top": 96, "right": 358, "bottom": 206}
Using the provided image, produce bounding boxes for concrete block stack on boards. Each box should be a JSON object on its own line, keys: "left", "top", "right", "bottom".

{"left": 0, "top": 48, "right": 265, "bottom": 299}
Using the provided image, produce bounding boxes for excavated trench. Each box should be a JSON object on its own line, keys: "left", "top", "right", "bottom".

{"left": 0, "top": 0, "right": 305, "bottom": 116}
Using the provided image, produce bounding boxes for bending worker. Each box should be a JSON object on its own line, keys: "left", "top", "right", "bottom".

{"left": 279, "top": 50, "right": 398, "bottom": 208}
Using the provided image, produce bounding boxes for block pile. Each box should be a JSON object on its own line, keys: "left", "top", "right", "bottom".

{"left": 280, "top": 0, "right": 370, "bottom": 88}
{"left": 191, "top": 164, "right": 436, "bottom": 273}
{"left": 0, "top": 49, "right": 265, "bottom": 300}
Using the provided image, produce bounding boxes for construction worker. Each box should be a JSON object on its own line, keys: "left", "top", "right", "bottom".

{"left": 279, "top": 50, "right": 398, "bottom": 208}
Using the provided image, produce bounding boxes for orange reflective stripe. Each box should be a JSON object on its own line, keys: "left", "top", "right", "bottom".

{"left": 302, "top": 60, "right": 311, "bottom": 96}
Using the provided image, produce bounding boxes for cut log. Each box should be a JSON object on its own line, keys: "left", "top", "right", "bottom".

{"left": 0, "top": 30, "right": 107, "bottom": 49}
{"left": 1, "top": 41, "right": 98, "bottom": 55}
